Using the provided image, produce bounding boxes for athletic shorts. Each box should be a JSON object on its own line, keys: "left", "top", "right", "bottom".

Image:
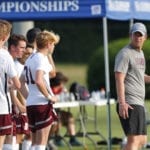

{"left": 56, "top": 109, "right": 73, "bottom": 126}
{"left": 27, "top": 102, "right": 58, "bottom": 132}
{"left": 12, "top": 107, "right": 30, "bottom": 135}
{"left": 116, "top": 103, "right": 147, "bottom": 135}
{"left": 12, "top": 114, "right": 16, "bottom": 136}
{"left": 15, "top": 113, "right": 30, "bottom": 135}
{"left": 0, "top": 114, "right": 12, "bottom": 135}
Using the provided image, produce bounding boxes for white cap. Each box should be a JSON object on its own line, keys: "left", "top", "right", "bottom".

{"left": 130, "top": 22, "right": 147, "bottom": 36}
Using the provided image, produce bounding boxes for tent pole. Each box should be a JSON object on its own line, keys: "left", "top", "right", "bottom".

{"left": 129, "top": 19, "right": 134, "bottom": 30}
{"left": 102, "top": 17, "right": 112, "bottom": 150}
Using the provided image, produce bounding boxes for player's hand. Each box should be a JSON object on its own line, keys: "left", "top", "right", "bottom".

{"left": 18, "top": 105, "right": 26, "bottom": 113}
{"left": 50, "top": 96, "right": 58, "bottom": 103}
{"left": 119, "top": 102, "right": 133, "bottom": 119}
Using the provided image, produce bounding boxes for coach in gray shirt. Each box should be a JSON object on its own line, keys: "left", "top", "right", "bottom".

{"left": 114, "top": 22, "right": 150, "bottom": 150}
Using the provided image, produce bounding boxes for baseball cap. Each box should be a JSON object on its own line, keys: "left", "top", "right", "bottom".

{"left": 130, "top": 22, "right": 147, "bottom": 36}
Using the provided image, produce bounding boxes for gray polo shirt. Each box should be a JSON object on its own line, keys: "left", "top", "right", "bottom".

{"left": 114, "top": 45, "right": 145, "bottom": 106}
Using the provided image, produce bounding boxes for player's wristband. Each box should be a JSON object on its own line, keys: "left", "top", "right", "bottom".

{"left": 46, "top": 95, "right": 52, "bottom": 101}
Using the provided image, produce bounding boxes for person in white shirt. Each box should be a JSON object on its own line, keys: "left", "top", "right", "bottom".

{"left": 21, "top": 30, "right": 60, "bottom": 150}
{"left": 15, "top": 43, "right": 34, "bottom": 150}
{"left": 16, "top": 43, "right": 34, "bottom": 150}
{"left": 3, "top": 33, "right": 27, "bottom": 150}
{"left": 0, "top": 19, "right": 20, "bottom": 150}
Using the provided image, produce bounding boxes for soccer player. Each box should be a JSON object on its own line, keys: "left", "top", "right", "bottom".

{"left": 0, "top": 19, "right": 20, "bottom": 150}
{"left": 21, "top": 30, "right": 59, "bottom": 150}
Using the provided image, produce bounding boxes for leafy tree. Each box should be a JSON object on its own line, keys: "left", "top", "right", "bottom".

{"left": 35, "top": 19, "right": 103, "bottom": 63}
{"left": 35, "top": 19, "right": 150, "bottom": 64}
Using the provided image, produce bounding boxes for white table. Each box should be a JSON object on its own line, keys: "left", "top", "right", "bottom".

{"left": 53, "top": 101, "right": 79, "bottom": 108}
{"left": 53, "top": 99, "right": 115, "bottom": 149}
{"left": 53, "top": 99, "right": 115, "bottom": 108}
{"left": 78, "top": 99, "right": 115, "bottom": 146}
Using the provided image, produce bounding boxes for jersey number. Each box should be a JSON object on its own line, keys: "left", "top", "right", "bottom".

{"left": 24, "top": 66, "right": 35, "bottom": 84}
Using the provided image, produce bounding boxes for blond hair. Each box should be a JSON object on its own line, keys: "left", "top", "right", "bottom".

{"left": 0, "top": 19, "right": 12, "bottom": 40}
{"left": 36, "top": 30, "right": 60, "bottom": 49}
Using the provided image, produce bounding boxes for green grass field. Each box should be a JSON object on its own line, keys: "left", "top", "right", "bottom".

{"left": 53, "top": 103, "right": 122, "bottom": 150}
{"left": 54, "top": 63, "right": 150, "bottom": 150}
{"left": 53, "top": 101, "right": 150, "bottom": 150}
{"left": 56, "top": 63, "right": 87, "bottom": 88}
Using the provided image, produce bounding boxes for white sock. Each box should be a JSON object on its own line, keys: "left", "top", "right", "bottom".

{"left": 12, "top": 136, "right": 16, "bottom": 145}
{"left": 22, "top": 140, "right": 32, "bottom": 150}
{"left": 12, "top": 143, "right": 19, "bottom": 150}
{"left": 3, "top": 144, "right": 12, "bottom": 150}
{"left": 11, "top": 136, "right": 16, "bottom": 150}
{"left": 34, "top": 145, "right": 46, "bottom": 150}
{"left": 29, "top": 145, "right": 35, "bottom": 150}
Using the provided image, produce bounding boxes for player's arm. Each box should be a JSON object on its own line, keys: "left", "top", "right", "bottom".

{"left": 17, "top": 91, "right": 26, "bottom": 106}
{"left": 115, "top": 72, "right": 133, "bottom": 119}
{"left": 115, "top": 72, "right": 126, "bottom": 104}
{"left": 10, "top": 89, "right": 26, "bottom": 113}
{"left": 19, "top": 73, "right": 28, "bottom": 99}
{"left": 35, "top": 70, "right": 57, "bottom": 103}
{"left": 144, "top": 74, "right": 150, "bottom": 83}
{"left": 11, "top": 76, "right": 21, "bottom": 89}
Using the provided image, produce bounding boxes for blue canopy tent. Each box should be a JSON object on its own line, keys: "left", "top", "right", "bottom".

{"left": 0, "top": 0, "right": 105, "bottom": 20}
{"left": 107, "top": 0, "right": 150, "bottom": 21}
